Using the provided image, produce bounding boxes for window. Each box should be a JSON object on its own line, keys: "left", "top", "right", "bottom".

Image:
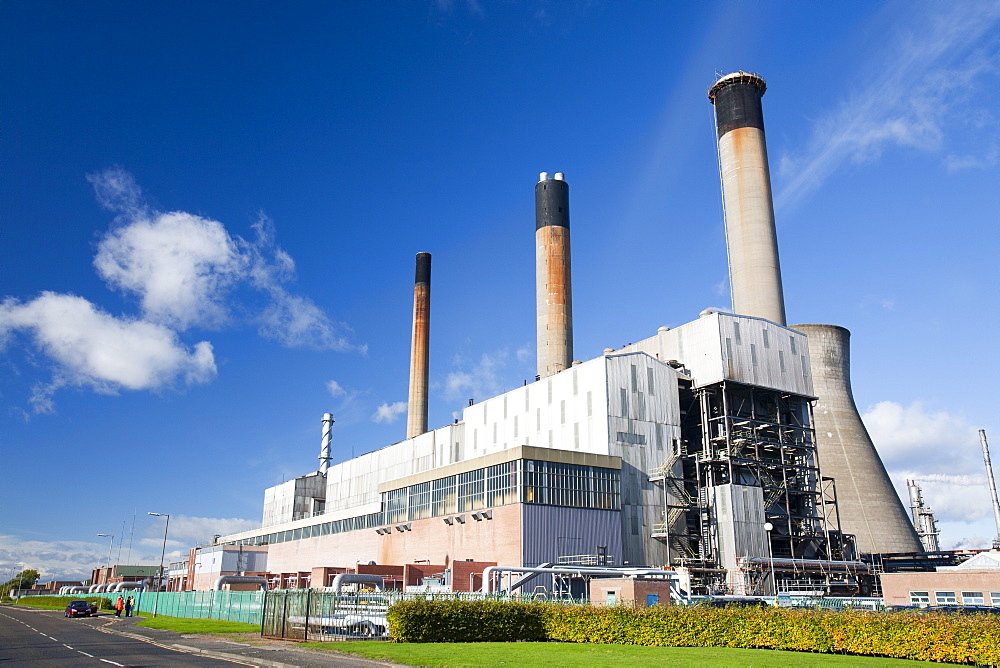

{"left": 513, "top": 415, "right": 518, "bottom": 438}
{"left": 726, "top": 338, "right": 734, "bottom": 360}
{"left": 547, "top": 379, "right": 552, "bottom": 404}
{"left": 961, "top": 592, "right": 985, "bottom": 605}
{"left": 574, "top": 423, "right": 580, "bottom": 449}
{"left": 573, "top": 369, "right": 578, "bottom": 396}
{"left": 909, "top": 591, "right": 930, "bottom": 605}
{"left": 801, "top": 355, "right": 809, "bottom": 376}
{"left": 762, "top": 329, "right": 770, "bottom": 349}
{"left": 637, "top": 392, "right": 645, "bottom": 420}
{"left": 631, "top": 364, "right": 638, "bottom": 391}
{"left": 733, "top": 322, "right": 742, "bottom": 344}
{"left": 587, "top": 391, "right": 592, "bottom": 416}
{"left": 778, "top": 350, "right": 786, "bottom": 373}
{"left": 990, "top": 592, "right": 1000, "bottom": 607}
{"left": 647, "top": 368, "right": 655, "bottom": 396}
{"left": 536, "top": 408, "right": 541, "bottom": 431}
{"left": 620, "top": 388, "right": 628, "bottom": 416}
{"left": 934, "top": 592, "right": 957, "bottom": 604}
{"left": 560, "top": 400, "right": 566, "bottom": 424}
{"left": 790, "top": 336, "right": 797, "bottom": 355}
{"left": 750, "top": 344, "right": 758, "bottom": 366}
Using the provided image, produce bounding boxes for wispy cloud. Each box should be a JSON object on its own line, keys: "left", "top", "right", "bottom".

{"left": 371, "top": 401, "right": 406, "bottom": 423}
{"left": 326, "top": 380, "right": 346, "bottom": 397}
{"left": 0, "top": 515, "right": 258, "bottom": 581}
{"left": 863, "top": 400, "right": 995, "bottom": 546}
{"left": 776, "top": 0, "right": 1000, "bottom": 210}
{"left": 0, "top": 168, "right": 362, "bottom": 411}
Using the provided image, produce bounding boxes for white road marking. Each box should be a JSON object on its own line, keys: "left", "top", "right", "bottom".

{"left": 100, "top": 660, "right": 124, "bottom": 666}
{"left": 79, "top": 651, "right": 95, "bottom": 657}
{"left": 63, "top": 643, "right": 74, "bottom": 649}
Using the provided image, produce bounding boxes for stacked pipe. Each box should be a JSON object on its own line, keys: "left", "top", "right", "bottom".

{"left": 406, "top": 252, "right": 432, "bottom": 438}
{"left": 535, "top": 172, "right": 573, "bottom": 379}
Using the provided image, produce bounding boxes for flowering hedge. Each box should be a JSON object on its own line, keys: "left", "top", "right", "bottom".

{"left": 388, "top": 600, "right": 1000, "bottom": 665}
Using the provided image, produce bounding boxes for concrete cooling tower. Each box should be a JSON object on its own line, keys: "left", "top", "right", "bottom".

{"left": 794, "top": 324, "right": 923, "bottom": 554}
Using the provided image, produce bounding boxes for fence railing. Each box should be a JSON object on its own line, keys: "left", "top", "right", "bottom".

{"left": 83, "top": 590, "right": 265, "bottom": 625}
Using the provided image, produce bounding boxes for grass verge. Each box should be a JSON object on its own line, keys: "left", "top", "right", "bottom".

{"left": 303, "top": 642, "right": 939, "bottom": 666}
{"left": 136, "top": 614, "right": 261, "bottom": 634}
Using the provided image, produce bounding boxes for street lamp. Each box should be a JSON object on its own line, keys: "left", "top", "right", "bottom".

{"left": 148, "top": 512, "right": 170, "bottom": 617}
{"left": 763, "top": 522, "right": 777, "bottom": 600}
{"left": 97, "top": 534, "right": 115, "bottom": 570}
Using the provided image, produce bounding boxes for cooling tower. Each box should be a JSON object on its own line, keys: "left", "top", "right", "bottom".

{"left": 709, "top": 72, "right": 786, "bottom": 326}
{"left": 406, "top": 252, "right": 431, "bottom": 438}
{"left": 794, "top": 324, "right": 922, "bottom": 554}
{"left": 536, "top": 172, "right": 573, "bottom": 379}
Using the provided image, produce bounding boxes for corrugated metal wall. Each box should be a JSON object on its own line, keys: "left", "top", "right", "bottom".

{"left": 520, "top": 504, "right": 622, "bottom": 567}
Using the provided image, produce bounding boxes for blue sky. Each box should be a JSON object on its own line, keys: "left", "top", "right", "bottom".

{"left": 2, "top": 0, "right": 998, "bottom": 581}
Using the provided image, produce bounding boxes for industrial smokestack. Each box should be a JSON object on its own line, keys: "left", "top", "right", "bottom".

{"left": 319, "top": 413, "right": 334, "bottom": 474}
{"left": 709, "top": 72, "right": 786, "bottom": 326}
{"left": 406, "top": 252, "right": 431, "bottom": 439}
{"left": 978, "top": 430, "right": 1000, "bottom": 549}
{"left": 794, "top": 324, "right": 922, "bottom": 554}
{"left": 535, "top": 171, "right": 573, "bottom": 379}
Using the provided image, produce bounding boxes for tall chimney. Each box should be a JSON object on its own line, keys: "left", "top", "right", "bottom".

{"left": 794, "top": 324, "right": 923, "bottom": 553}
{"left": 536, "top": 172, "right": 573, "bottom": 379}
{"left": 978, "top": 429, "right": 1000, "bottom": 549}
{"left": 319, "top": 412, "right": 334, "bottom": 474}
{"left": 406, "top": 252, "right": 431, "bottom": 439}
{"left": 709, "top": 72, "right": 786, "bottom": 326}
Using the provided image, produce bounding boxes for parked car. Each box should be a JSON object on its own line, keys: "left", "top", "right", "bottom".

{"left": 697, "top": 597, "right": 771, "bottom": 608}
{"left": 64, "top": 600, "right": 98, "bottom": 617}
{"left": 918, "top": 605, "right": 1000, "bottom": 615}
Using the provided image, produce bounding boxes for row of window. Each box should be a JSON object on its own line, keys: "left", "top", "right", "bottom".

{"left": 909, "top": 591, "right": 1000, "bottom": 606}
{"left": 225, "top": 459, "right": 621, "bottom": 547}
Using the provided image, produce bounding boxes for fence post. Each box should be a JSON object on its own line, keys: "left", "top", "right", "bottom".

{"left": 305, "top": 589, "right": 311, "bottom": 642}
{"left": 260, "top": 589, "right": 267, "bottom": 636}
{"left": 281, "top": 592, "right": 288, "bottom": 639}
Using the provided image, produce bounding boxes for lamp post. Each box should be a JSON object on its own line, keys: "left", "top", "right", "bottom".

{"left": 97, "top": 533, "right": 115, "bottom": 571}
{"left": 148, "top": 512, "right": 170, "bottom": 617}
{"left": 763, "top": 522, "right": 777, "bottom": 601}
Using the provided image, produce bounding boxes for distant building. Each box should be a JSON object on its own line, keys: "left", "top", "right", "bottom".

{"left": 880, "top": 550, "right": 1000, "bottom": 606}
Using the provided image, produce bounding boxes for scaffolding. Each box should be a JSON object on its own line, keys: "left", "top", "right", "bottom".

{"left": 650, "top": 379, "right": 858, "bottom": 595}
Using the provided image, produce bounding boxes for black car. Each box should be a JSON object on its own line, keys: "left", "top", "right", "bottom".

{"left": 918, "top": 605, "right": 1000, "bottom": 615}
{"left": 698, "top": 597, "right": 771, "bottom": 608}
{"left": 64, "top": 600, "right": 98, "bottom": 617}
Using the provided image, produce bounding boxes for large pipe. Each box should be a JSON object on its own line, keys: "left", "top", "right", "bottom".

{"left": 535, "top": 172, "right": 573, "bottom": 379}
{"left": 481, "top": 565, "right": 675, "bottom": 594}
{"left": 319, "top": 413, "right": 334, "bottom": 474}
{"left": 213, "top": 575, "right": 267, "bottom": 591}
{"left": 330, "top": 573, "right": 384, "bottom": 593}
{"left": 709, "top": 72, "right": 786, "bottom": 326}
{"left": 794, "top": 324, "right": 922, "bottom": 554}
{"left": 979, "top": 430, "right": 1000, "bottom": 547}
{"left": 406, "top": 252, "right": 431, "bottom": 439}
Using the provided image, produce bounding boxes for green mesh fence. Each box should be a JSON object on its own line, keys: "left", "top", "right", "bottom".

{"left": 86, "top": 590, "right": 265, "bottom": 625}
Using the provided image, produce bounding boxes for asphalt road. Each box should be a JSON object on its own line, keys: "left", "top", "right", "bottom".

{"left": 0, "top": 606, "right": 249, "bottom": 666}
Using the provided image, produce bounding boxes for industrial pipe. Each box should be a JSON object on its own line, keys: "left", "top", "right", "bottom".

{"left": 535, "top": 172, "right": 573, "bottom": 379}
{"left": 406, "top": 252, "right": 432, "bottom": 439}
{"left": 480, "top": 565, "right": 676, "bottom": 594}
{"left": 319, "top": 413, "right": 334, "bottom": 474}
{"left": 212, "top": 575, "right": 268, "bottom": 591}
{"left": 330, "top": 573, "right": 384, "bottom": 593}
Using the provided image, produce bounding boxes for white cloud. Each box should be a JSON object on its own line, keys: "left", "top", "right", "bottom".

{"left": 0, "top": 292, "right": 216, "bottom": 412}
{"left": 863, "top": 400, "right": 996, "bottom": 543}
{"left": 445, "top": 350, "right": 510, "bottom": 401}
{"left": 0, "top": 515, "right": 259, "bottom": 582}
{"left": 371, "top": 401, "right": 406, "bottom": 424}
{"left": 776, "top": 0, "right": 1000, "bottom": 210}
{"left": 326, "top": 380, "right": 346, "bottom": 397}
{"left": 95, "top": 211, "right": 244, "bottom": 329}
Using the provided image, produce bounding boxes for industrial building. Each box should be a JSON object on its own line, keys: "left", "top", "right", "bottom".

{"left": 212, "top": 72, "right": 928, "bottom": 597}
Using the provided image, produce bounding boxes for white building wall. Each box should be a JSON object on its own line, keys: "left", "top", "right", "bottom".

{"left": 620, "top": 312, "right": 813, "bottom": 396}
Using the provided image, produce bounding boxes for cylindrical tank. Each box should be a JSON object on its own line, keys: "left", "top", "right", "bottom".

{"left": 795, "top": 323, "right": 923, "bottom": 554}
{"left": 406, "top": 252, "right": 431, "bottom": 439}
{"left": 709, "top": 72, "right": 786, "bottom": 326}
{"left": 535, "top": 172, "right": 573, "bottom": 379}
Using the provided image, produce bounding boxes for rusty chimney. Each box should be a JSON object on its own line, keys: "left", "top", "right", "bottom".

{"left": 535, "top": 172, "right": 573, "bottom": 379}
{"left": 406, "top": 252, "right": 431, "bottom": 439}
{"left": 709, "top": 72, "right": 786, "bottom": 325}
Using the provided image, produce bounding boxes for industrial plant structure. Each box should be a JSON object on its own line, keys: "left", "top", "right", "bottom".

{"left": 213, "top": 72, "right": 924, "bottom": 597}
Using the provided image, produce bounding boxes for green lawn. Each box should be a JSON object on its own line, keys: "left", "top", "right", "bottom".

{"left": 304, "top": 642, "right": 939, "bottom": 667}
{"left": 135, "top": 615, "right": 261, "bottom": 634}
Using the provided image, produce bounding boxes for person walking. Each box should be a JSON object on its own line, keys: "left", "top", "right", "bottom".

{"left": 114, "top": 596, "right": 125, "bottom": 617}
{"left": 125, "top": 595, "right": 134, "bottom": 617}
